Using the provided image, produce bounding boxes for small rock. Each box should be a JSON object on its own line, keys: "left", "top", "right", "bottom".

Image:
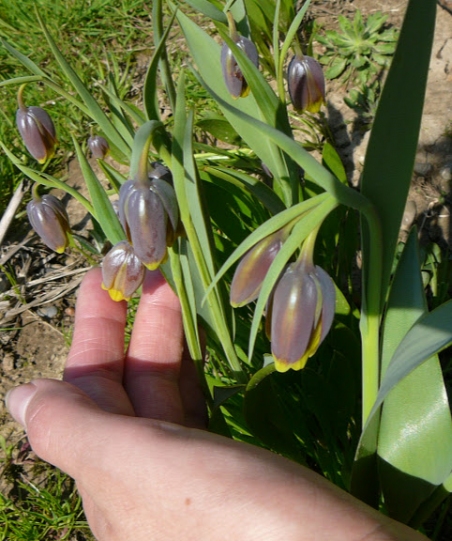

{"left": 3, "top": 353, "right": 15, "bottom": 372}
{"left": 413, "top": 162, "right": 433, "bottom": 177}
{"left": 439, "top": 163, "right": 452, "bottom": 182}
{"left": 64, "top": 306, "right": 75, "bottom": 317}
{"left": 37, "top": 305, "right": 58, "bottom": 319}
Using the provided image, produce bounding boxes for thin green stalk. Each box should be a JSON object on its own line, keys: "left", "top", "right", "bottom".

{"left": 360, "top": 203, "right": 383, "bottom": 425}
{"left": 273, "top": 0, "right": 285, "bottom": 101}
{"left": 153, "top": 0, "right": 177, "bottom": 112}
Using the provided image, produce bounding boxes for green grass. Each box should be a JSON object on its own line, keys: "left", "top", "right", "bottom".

{"left": 0, "top": 2, "right": 157, "bottom": 538}
{"left": 0, "top": 435, "right": 94, "bottom": 541}
{"left": 0, "top": 0, "right": 151, "bottom": 211}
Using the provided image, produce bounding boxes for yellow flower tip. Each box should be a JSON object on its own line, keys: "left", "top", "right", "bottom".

{"left": 306, "top": 99, "right": 324, "bottom": 114}
{"left": 144, "top": 261, "right": 161, "bottom": 271}
{"left": 101, "top": 282, "right": 129, "bottom": 302}
{"left": 273, "top": 354, "right": 310, "bottom": 373}
{"left": 54, "top": 245, "right": 66, "bottom": 254}
{"left": 240, "top": 86, "right": 251, "bottom": 98}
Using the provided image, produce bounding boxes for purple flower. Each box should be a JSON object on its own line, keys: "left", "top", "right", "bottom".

{"left": 230, "top": 229, "right": 287, "bottom": 307}
{"left": 101, "top": 241, "right": 145, "bottom": 302}
{"left": 287, "top": 54, "right": 326, "bottom": 113}
{"left": 26, "top": 193, "right": 70, "bottom": 253}
{"left": 16, "top": 85, "right": 57, "bottom": 163}
{"left": 88, "top": 136, "right": 109, "bottom": 159}
{"left": 268, "top": 262, "right": 335, "bottom": 372}
{"left": 221, "top": 12, "right": 259, "bottom": 98}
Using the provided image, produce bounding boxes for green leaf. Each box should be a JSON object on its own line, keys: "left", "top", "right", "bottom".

{"left": 360, "top": 0, "right": 436, "bottom": 308}
{"left": 371, "top": 299, "right": 452, "bottom": 419}
{"left": 175, "top": 7, "right": 295, "bottom": 206}
{"left": 248, "top": 195, "right": 338, "bottom": 360}
{"left": 325, "top": 58, "right": 347, "bottom": 79}
{"left": 35, "top": 11, "right": 131, "bottom": 159}
{"left": 97, "top": 160, "right": 126, "bottom": 193}
{"left": 143, "top": 7, "right": 178, "bottom": 121}
{"left": 182, "top": 0, "right": 227, "bottom": 23}
{"left": 377, "top": 230, "right": 452, "bottom": 523}
{"left": 196, "top": 113, "right": 241, "bottom": 144}
{"left": 72, "top": 137, "right": 124, "bottom": 245}
{"left": 203, "top": 165, "right": 285, "bottom": 216}
{"left": 205, "top": 192, "right": 332, "bottom": 300}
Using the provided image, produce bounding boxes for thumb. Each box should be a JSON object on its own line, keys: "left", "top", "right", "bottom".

{"left": 5, "top": 379, "right": 112, "bottom": 479}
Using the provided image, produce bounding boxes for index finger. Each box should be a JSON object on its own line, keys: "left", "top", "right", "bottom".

{"left": 63, "top": 267, "right": 135, "bottom": 416}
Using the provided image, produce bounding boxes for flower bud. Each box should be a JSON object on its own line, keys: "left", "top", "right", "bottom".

{"left": 287, "top": 54, "right": 326, "bottom": 113}
{"left": 88, "top": 136, "right": 109, "bottom": 159}
{"left": 221, "top": 12, "right": 259, "bottom": 98}
{"left": 16, "top": 86, "right": 57, "bottom": 163}
{"left": 268, "top": 262, "right": 335, "bottom": 372}
{"left": 149, "top": 162, "right": 173, "bottom": 184}
{"left": 230, "top": 229, "right": 287, "bottom": 307}
{"left": 101, "top": 240, "right": 145, "bottom": 302}
{"left": 26, "top": 193, "right": 70, "bottom": 253}
{"left": 150, "top": 177, "right": 180, "bottom": 247}
{"left": 119, "top": 179, "right": 168, "bottom": 270}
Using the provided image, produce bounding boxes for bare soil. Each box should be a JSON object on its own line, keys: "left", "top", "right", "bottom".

{"left": 1, "top": 0, "right": 452, "bottom": 510}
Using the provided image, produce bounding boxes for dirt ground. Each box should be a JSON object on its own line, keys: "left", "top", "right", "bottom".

{"left": 1, "top": 0, "right": 452, "bottom": 495}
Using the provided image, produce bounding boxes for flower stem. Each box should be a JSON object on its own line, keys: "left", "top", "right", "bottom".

{"left": 360, "top": 203, "right": 383, "bottom": 425}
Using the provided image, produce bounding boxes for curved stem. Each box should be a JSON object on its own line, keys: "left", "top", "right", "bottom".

{"left": 17, "top": 84, "right": 27, "bottom": 110}
{"left": 130, "top": 120, "right": 164, "bottom": 183}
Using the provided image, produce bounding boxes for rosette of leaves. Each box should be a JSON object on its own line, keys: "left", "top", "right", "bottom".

{"left": 315, "top": 10, "right": 398, "bottom": 86}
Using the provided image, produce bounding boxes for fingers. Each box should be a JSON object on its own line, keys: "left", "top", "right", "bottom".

{"left": 64, "top": 268, "right": 134, "bottom": 416}
{"left": 124, "top": 270, "right": 185, "bottom": 423}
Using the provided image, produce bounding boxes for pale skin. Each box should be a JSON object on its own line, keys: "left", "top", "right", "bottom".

{"left": 6, "top": 268, "right": 428, "bottom": 541}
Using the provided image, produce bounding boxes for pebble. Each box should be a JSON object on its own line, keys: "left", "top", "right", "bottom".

{"left": 3, "top": 353, "right": 15, "bottom": 372}
{"left": 37, "top": 305, "right": 58, "bottom": 319}
{"left": 439, "top": 163, "right": 452, "bottom": 182}
{"left": 413, "top": 162, "right": 433, "bottom": 177}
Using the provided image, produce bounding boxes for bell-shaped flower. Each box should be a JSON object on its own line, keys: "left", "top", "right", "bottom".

{"left": 26, "top": 192, "right": 70, "bottom": 253}
{"left": 268, "top": 260, "right": 335, "bottom": 372}
{"left": 88, "top": 135, "right": 109, "bottom": 159}
{"left": 221, "top": 11, "right": 259, "bottom": 98}
{"left": 16, "top": 85, "right": 57, "bottom": 164}
{"left": 119, "top": 176, "right": 179, "bottom": 270}
{"left": 287, "top": 54, "right": 326, "bottom": 113}
{"left": 101, "top": 240, "right": 145, "bottom": 302}
{"left": 230, "top": 229, "right": 287, "bottom": 307}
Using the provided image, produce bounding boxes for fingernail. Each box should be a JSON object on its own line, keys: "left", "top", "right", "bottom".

{"left": 5, "top": 383, "right": 38, "bottom": 428}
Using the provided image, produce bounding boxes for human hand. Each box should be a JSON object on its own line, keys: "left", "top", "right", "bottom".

{"left": 6, "top": 268, "right": 427, "bottom": 541}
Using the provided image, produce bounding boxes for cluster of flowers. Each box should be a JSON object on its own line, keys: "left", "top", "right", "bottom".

{"left": 17, "top": 15, "right": 331, "bottom": 371}
{"left": 229, "top": 227, "right": 335, "bottom": 372}
{"left": 221, "top": 16, "right": 332, "bottom": 370}
{"left": 18, "top": 85, "right": 178, "bottom": 302}
{"left": 221, "top": 11, "right": 325, "bottom": 113}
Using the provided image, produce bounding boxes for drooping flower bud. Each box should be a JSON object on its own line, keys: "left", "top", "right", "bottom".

{"left": 101, "top": 241, "right": 145, "bottom": 302}
{"left": 149, "top": 177, "right": 180, "bottom": 247}
{"left": 268, "top": 261, "right": 335, "bottom": 372}
{"left": 16, "top": 85, "right": 57, "bottom": 164}
{"left": 26, "top": 190, "right": 70, "bottom": 253}
{"left": 149, "top": 162, "right": 173, "bottom": 184}
{"left": 221, "top": 11, "right": 259, "bottom": 98}
{"left": 287, "top": 54, "right": 326, "bottom": 113}
{"left": 230, "top": 229, "right": 287, "bottom": 307}
{"left": 118, "top": 179, "right": 169, "bottom": 270}
{"left": 88, "top": 135, "right": 109, "bottom": 159}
